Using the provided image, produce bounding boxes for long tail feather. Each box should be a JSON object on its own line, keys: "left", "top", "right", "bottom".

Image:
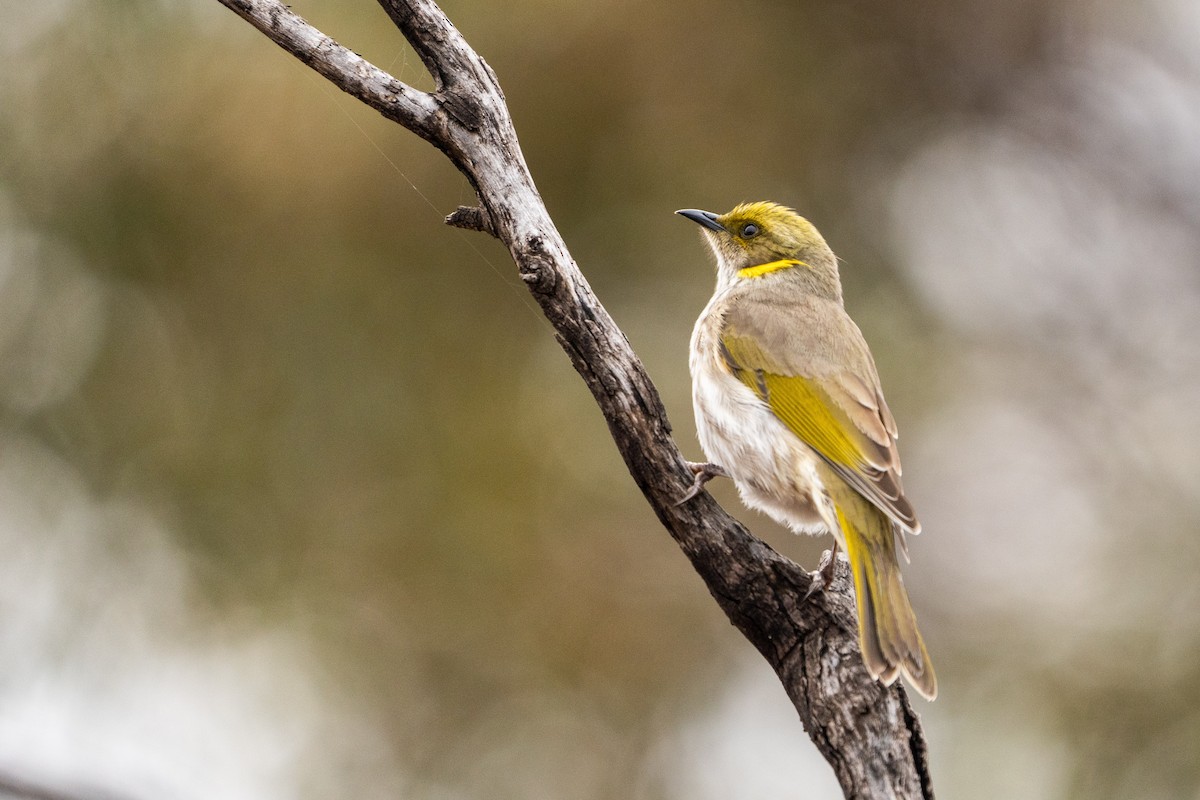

{"left": 836, "top": 502, "right": 937, "bottom": 700}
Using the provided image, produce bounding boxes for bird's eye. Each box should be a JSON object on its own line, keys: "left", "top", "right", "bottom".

{"left": 740, "top": 223, "right": 760, "bottom": 238}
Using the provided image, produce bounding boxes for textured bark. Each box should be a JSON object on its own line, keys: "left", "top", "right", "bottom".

{"left": 215, "top": 1, "right": 935, "bottom": 797}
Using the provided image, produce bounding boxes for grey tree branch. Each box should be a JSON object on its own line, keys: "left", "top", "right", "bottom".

{"left": 215, "top": 1, "right": 935, "bottom": 796}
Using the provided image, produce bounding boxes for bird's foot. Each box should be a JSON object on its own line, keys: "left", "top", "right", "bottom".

{"left": 803, "top": 547, "right": 841, "bottom": 601}
{"left": 674, "top": 461, "right": 730, "bottom": 506}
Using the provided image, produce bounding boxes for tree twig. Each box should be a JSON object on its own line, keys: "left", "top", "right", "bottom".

{"left": 214, "top": 1, "right": 935, "bottom": 796}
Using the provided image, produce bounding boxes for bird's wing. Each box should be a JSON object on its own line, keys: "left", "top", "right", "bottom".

{"left": 719, "top": 326, "right": 920, "bottom": 535}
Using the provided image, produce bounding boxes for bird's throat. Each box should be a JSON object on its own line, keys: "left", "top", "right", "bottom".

{"left": 737, "top": 258, "right": 805, "bottom": 279}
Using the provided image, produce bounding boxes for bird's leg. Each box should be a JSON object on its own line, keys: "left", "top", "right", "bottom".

{"left": 804, "top": 542, "right": 841, "bottom": 601}
{"left": 674, "top": 461, "right": 730, "bottom": 506}
{"left": 820, "top": 540, "right": 840, "bottom": 585}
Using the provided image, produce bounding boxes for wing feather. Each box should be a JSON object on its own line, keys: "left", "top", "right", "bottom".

{"left": 721, "top": 331, "right": 920, "bottom": 534}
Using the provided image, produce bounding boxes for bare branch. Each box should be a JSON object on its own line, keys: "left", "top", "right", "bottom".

{"left": 374, "top": 0, "right": 498, "bottom": 93}
{"left": 445, "top": 205, "right": 496, "bottom": 235}
{"left": 213, "top": 1, "right": 936, "bottom": 796}
{"left": 216, "top": 0, "right": 440, "bottom": 141}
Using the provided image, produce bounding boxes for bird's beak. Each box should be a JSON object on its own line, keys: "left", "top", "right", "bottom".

{"left": 676, "top": 208, "right": 725, "bottom": 233}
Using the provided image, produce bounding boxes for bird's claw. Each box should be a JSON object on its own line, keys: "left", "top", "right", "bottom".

{"left": 674, "top": 461, "right": 729, "bottom": 506}
{"left": 803, "top": 547, "right": 840, "bottom": 601}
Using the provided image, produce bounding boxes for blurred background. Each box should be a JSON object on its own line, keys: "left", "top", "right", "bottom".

{"left": 1, "top": 0, "right": 1199, "bottom": 797}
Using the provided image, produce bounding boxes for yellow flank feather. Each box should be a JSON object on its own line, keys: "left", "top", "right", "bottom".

{"left": 757, "top": 372, "right": 864, "bottom": 468}
{"left": 737, "top": 258, "right": 806, "bottom": 279}
{"left": 720, "top": 331, "right": 919, "bottom": 532}
{"left": 721, "top": 332, "right": 865, "bottom": 469}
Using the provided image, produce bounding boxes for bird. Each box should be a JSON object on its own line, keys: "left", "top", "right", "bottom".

{"left": 676, "top": 201, "right": 936, "bottom": 700}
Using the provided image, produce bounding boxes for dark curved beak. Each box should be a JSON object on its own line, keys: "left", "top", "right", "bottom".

{"left": 675, "top": 208, "right": 725, "bottom": 233}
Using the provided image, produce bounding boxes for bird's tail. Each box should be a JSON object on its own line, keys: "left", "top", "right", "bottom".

{"left": 836, "top": 500, "right": 937, "bottom": 700}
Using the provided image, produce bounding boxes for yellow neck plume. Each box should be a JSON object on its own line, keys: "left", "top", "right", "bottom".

{"left": 737, "top": 258, "right": 805, "bottom": 279}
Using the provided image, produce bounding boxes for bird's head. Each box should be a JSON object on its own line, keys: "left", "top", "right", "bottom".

{"left": 677, "top": 202, "right": 841, "bottom": 299}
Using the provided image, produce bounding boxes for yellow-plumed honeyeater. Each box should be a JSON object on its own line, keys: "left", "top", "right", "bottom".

{"left": 677, "top": 202, "right": 936, "bottom": 700}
